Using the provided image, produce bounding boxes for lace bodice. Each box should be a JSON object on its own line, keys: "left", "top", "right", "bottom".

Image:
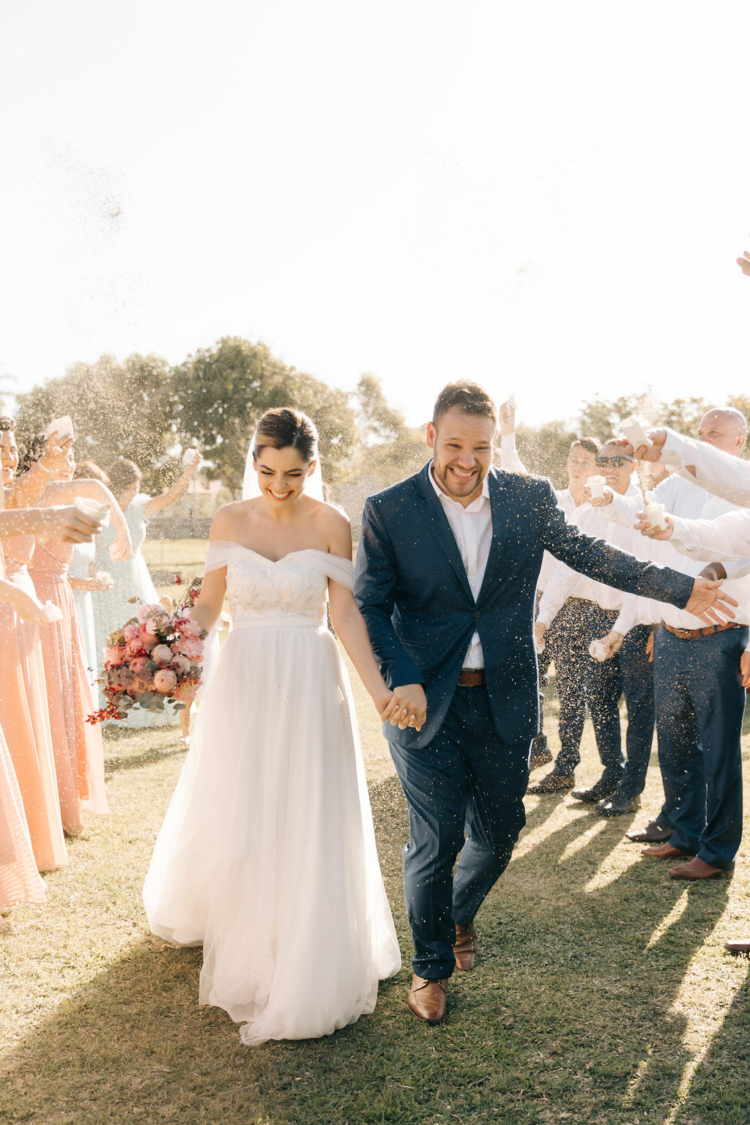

{"left": 204, "top": 543, "right": 354, "bottom": 627}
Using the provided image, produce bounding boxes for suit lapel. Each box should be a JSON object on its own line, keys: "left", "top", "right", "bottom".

{"left": 476, "top": 468, "right": 511, "bottom": 605}
{"left": 414, "top": 464, "right": 474, "bottom": 602}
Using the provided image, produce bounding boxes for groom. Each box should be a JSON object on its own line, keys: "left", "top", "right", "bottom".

{"left": 354, "top": 380, "right": 734, "bottom": 1024}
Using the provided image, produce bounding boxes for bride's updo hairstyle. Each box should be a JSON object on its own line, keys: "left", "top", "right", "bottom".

{"left": 253, "top": 407, "right": 318, "bottom": 463}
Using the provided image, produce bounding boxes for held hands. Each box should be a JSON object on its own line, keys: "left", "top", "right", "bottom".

{"left": 634, "top": 511, "right": 674, "bottom": 540}
{"left": 534, "top": 621, "right": 547, "bottom": 652}
{"left": 380, "top": 683, "right": 427, "bottom": 731}
{"left": 685, "top": 577, "right": 738, "bottom": 626}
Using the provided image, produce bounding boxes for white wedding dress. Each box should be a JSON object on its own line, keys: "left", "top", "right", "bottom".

{"left": 143, "top": 542, "right": 401, "bottom": 1045}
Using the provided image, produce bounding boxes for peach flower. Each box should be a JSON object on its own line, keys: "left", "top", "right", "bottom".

{"left": 154, "top": 669, "right": 177, "bottom": 694}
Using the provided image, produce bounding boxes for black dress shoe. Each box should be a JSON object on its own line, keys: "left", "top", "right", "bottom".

{"left": 571, "top": 776, "right": 620, "bottom": 803}
{"left": 625, "top": 819, "right": 674, "bottom": 844}
{"left": 596, "top": 791, "right": 641, "bottom": 817}
{"left": 527, "top": 771, "right": 575, "bottom": 794}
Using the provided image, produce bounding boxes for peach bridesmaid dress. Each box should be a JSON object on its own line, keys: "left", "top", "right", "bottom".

{"left": 28, "top": 538, "right": 109, "bottom": 835}
{"left": 0, "top": 536, "right": 67, "bottom": 871}
{"left": 0, "top": 718, "right": 45, "bottom": 910}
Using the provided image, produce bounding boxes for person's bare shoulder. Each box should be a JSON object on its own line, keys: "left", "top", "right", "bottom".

{"left": 308, "top": 498, "right": 352, "bottom": 555}
{"left": 209, "top": 500, "right": 252, "bottom": 539}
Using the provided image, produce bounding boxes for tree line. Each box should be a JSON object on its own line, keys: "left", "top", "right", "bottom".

{"left": 6, "top": 338, "right": 750, "bottom": 495}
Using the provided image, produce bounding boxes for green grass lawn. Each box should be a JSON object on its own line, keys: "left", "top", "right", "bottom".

{"left": 2, "top": 542, "right": 749, "bottom": 1122}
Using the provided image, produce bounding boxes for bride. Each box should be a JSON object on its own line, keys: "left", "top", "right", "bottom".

{"left": 143, "top": 407, "right": 401, "bottom": 1044}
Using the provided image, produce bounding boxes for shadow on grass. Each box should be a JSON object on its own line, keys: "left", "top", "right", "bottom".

{"left": 2, "top": 775, "right": 740, "bottom": 1125}
{"left": 104, "top": 743, "right": 188, "bottom": 777}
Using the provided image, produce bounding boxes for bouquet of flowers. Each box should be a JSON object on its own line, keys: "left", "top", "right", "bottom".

{"left": 88, "top": 593, "right": 207, "bottom": 723}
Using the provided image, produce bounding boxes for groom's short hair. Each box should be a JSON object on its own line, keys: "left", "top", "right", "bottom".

{"left": 433, "top": 381, "right": 498, "bottom": 426}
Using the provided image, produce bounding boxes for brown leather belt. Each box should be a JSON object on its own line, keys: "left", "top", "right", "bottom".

{"left": 458, "top": 669, "right": 485, "bottom": 687}
{"left": 662, "top": 622, "right": 743, "bottom": 641}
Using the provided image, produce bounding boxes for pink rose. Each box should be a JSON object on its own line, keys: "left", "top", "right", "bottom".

{"left": 144, "top": 618, "right": 159, "bottom": 635}
{"left": 104, "top": 646, "right": 125, "bottom": 667}
{"left": 151, "top": 644, "right": 174, "bottom": 664}
{"left": 130, "top": 656, "right": 151, "bottom": 675}
{"left": 174, "top": 637, "right": 204, "bottom": 660}
{"left": 123, "top": 622, "right": 140, "bottom": 642}
{"left": 125, "top": 639, "right": 145, "bottom": 659}
{"left": 170, "top": 654, "right": 192, "bottom": 675}
{"left": 154, "top": 669, "right": 177, "bottom": 694}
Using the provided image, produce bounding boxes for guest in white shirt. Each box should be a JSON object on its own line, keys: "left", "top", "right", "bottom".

{"left": 535, "top": 442, "right": 658, "bottom": 813}
{"left": 498, "top": 401, "right": 600, "bottom": 785}
{"left": 628, "top": 410, "right": 750, "bottom": 880}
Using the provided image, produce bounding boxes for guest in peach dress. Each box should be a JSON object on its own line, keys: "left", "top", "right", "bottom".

{"left": 0, "top": 561, "right": 59, "bottom": 908}
{"left": 0, "top": 418, "right": 67, "bottom": 870}
{"left": 17, "top": 433, "right": 131, "bottom": 835}
{"left": 0, "top": 719, "right": 45, "bottom": 910}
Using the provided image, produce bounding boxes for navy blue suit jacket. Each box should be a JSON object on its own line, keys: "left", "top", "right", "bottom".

{"left": 354, "top": 463, "right": 695, "bottom": 749}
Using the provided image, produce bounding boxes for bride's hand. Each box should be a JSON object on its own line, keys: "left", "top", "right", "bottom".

{"left": 374, "top": 689, "right": 393, "bottom": 717}
{"left": 381, "top": 683, "right": 427, "bottom": 731}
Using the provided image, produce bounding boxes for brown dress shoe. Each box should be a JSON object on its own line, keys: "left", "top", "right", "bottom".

{"left": 725, "top": 940, "right": 750, "bottom": 954}
{"left": 407, "top": 975, "right": 447, "bottom": 1023}
{"left": 453, "top": 922, "right": 477, "bottom": 971}
{"left": 670, "top": 857, "right": 729, "bottom": 881}
{"left": 527, "top": 771, "right": 575, "bottom": 795}
{"left": 626, "top": 819, "right": 674, "bottom": 844}
{"left": 641, "top": 843, "right": 693, "bottom": 859}
{"left": 529, "top": 745, "right": 553, "bottom": 770}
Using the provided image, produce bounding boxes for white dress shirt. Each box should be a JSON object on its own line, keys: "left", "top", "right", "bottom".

{"left": 499, "top": 433, "right": 586, "bottom": 590}
{"left": 429, "top": 463, "right": 492, "bottom": 669}
{"left": 536, "top": 483, "right": 653, "bottom": 632}
{"left": 669, "top": 507, "right": 750, "bottom": 571}
{"left": 655, "top": 429, "right": 750, "bottom": 508}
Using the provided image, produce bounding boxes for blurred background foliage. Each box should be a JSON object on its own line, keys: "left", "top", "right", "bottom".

{"left": 8, "top": 341, "right": 750, "bottom": 502}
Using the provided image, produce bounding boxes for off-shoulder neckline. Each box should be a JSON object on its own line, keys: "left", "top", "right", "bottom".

{"left": 207, "top": 541, "right": 352, "bottom": 567}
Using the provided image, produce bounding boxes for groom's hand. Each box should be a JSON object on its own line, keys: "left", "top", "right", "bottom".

{"left": 381, "top": 684, "right": 427, "bottom": 731}
{"left": 685, "top": 576, "right": 738, "bottom": 625}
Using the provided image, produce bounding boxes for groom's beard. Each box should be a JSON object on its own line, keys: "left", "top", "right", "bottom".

{"left": 432, "top": 460, "right": 485, "bottom": 501}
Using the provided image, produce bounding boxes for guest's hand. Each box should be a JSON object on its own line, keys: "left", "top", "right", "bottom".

{"left": 645, "top": 631, "right": 655, "bottom": 662}
{"left": 381, "top": 683, "right": 427, "bottom": 731}
{"left": 43, "top": 504, "right": 103, "bottom": 544}
{"left": 737, "top": 250, "right": 750, "bottom": 278}
{"left": 584, "top": 484, "right": 614, "bottom": 507}
{"left": 89, "top": 570, "right": 114, "bottom": 592}
{"left": 499, "top": 398, "right": 516, "bottom": 436}
{"left": 597, "top": 630, "right": 624, "bottom": 660}
{"left": 741, "top": 650, "right": 750, "bottom": 687}
{"left": 40, "top": 431, "right": 75, "bottom": 474}
{"left": 182, "top": 449, "right": 201, "bottom": 477}
{"left": 5, "top": 585, "right": 51, "bottom": 628}
{"left": 634, "top": 511, "right": 674, "bottom": 539}
{"left": 685, "top": 577, "right": 738, "bottom": 625}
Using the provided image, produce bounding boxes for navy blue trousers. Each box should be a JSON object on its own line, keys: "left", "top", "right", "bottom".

{"left": 389, "top": 686, "right": 530, "bottom": 979}
{"left": 585, "top": 606, "right": 655, "bottom": 795}
{"left": 653, "top": 625, "right": 746, "bottom": 871}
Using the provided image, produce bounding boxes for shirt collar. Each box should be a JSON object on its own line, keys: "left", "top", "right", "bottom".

{"left": 429, "top": 461, "right": 490, "bottom": 512}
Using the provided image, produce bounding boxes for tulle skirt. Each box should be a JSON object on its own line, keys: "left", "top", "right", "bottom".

{"left": 143, "top": 620, "right": 401, "bottom": 1044}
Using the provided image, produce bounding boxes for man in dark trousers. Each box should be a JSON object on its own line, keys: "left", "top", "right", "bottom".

{"left": 354, "top": 380, "right": 734, "bottom": 1023}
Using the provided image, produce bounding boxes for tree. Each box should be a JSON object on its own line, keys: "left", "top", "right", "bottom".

{"left": 14, "top": 354, "right": 179, "bottom": 493}
{"left": 577, "top": 393, "right": 716, "bottom": 447}
{"left": 352, "top": 374, "right": 429, "bottom": 486}
{"left": 172, "top": 338, "right": 359, "bottom": 497}
{"left": 513, "top": 421, "right": 579, "bottom": 489}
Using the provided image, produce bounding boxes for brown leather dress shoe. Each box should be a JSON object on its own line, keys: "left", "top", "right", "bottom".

{"left": 407, "top": 975, "right": 447, "bottom": 1023}
{"left": 453, "top": 922, "right": 477, "bottom": 971}
{"left": 626, "top": 819, "right": 674, "bottom": 844}
{"left": 527, "top": 771, "right": 575, "bottom": 794}
{"left": 670, "top": 857, "right": 729, "bottom": 881}
{"left": 725, "top": 940, "right": 750, "bottom": 954}
{"left": 641, "top": 843, "right": 693, "bottom": 860}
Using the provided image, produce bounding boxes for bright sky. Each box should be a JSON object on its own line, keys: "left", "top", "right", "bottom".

{"left": 1, "top": 0, "right": 749, "bottom": 430}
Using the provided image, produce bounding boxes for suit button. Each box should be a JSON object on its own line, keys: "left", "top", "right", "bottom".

{"left": 474, "top": 611, "right": 481, "bottom": 619}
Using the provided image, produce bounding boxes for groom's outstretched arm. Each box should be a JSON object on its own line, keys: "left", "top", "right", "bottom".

{"left": 354, "top": 498, "right": 425, "bottom": 690}
{"left": 535, "top": 480, "right": 698, "bottom": 610}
